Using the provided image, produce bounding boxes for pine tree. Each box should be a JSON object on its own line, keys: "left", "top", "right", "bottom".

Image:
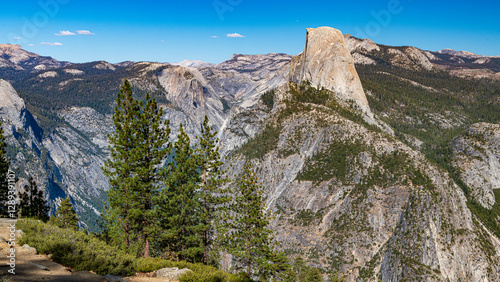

{"left": 161, "top": 124, "right": 203, "bottom": 262}
{"left": 19, "top": 177, "right": 49, "bottom": 221}
{"left": 227, "top": 162, "right": 274, "bottom": 277}
{"left": 103, "top": 81, "right": 171, "bottom": 257}
{"left": 102, "top": 80, "right": 141, "bottom": 250}
{"left": 133, "top": 93, "right": 171, "bottom": 258}
{"left": 194, "top": 115, "right": 230, "bottom": 264}
{"left": 305, "top": 267, "right": 323, "bottom": 282}
{"left": 54, "top": 196, "right": 78, "bottom": 230}
{"left": 0, "top": 120, "right": 10, "bottom": 216}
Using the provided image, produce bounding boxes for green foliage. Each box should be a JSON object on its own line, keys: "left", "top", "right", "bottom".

{"left": 296, "top": 140, "right": 364, "bottom": 185}
{"left": 102, "top": 80, "right": 171, "bottom": 257}
{"left": 195, "top": 115, "right": 231, "bottom": 264}
{"left": 285, "top": 257, "right": 330, "bottom": 282}
{"left": 52, "top": 196, "right": 78, "bottom": 230}
{"left": 239, "top": 124, "right": 282, "bottom": 159}
{"left": 18, "top": 219, "right": 136, "bottom": 276}
{"left": 134, "top": 257, "right": 239, "bottom": 281}
{"left": 19, "top": 177, "right": 50, "bottom": 221}
{"left": 289, "top": 81, "right": 330, "bottom": 105}
{"left": 224, "top": 162, "right": 275, "bottom": 278}
{"left": 260, "top": 89, "right": 276, "bottom": 109}
{"left": 291, "top": 210, "right": 323, "bottom": 226}
{"left": 357, "top": 62, "right": 500, "bottom": 242}
{"left": 289, "top": 82, "right": 373, "bottom": 129}
{"left": 160, "top": 124, "right": 204, "bottom": 262}
{"left": 467, "top": 190, "right": 500, "bottom": 239}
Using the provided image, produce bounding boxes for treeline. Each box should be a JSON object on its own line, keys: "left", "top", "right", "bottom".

{"left": 100, "top": 80, "right": 286, "bottom": 279}
{"left": 12, "top": 63, "right": 169, "bottom": 133}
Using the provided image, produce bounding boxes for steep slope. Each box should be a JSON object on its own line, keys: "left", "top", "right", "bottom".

{"left": 452, "top": 123, "right": 500, "bottom": 210}
{"left": 0, "top": 79, "right": 112, "bottom": 228}
{"left": 225, "top": 29, "right": 500, "bottom": 281}
{"left": 1, "top": 54, "right": 290, "bottom": 231}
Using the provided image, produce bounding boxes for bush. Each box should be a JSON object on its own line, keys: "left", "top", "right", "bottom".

{"left": 17, "top": 219, "right": 240, "bottom": 280}
{"left": 134, "top": 257, "right": 239, "bottom": 281}
{"left": 17, "top": 219, "right": 135, "bottom": 276}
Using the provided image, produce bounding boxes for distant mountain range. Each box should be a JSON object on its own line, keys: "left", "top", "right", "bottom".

{"left": 1, "top": 29, "right": 499, "bottom": 281}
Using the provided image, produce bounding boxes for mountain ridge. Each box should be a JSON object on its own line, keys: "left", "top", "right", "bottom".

{"left": 0, "top": 27, "right": 499, "bottom": 281}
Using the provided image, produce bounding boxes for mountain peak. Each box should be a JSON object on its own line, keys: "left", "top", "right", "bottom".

{"left": 289, "top": 26, "right": 371, "bottom": 114}
{"left": 172, "top": 59, "right": 214, "bottom": 68}
{"left": 436, "top": 48, "right": 485, "bottom": 58}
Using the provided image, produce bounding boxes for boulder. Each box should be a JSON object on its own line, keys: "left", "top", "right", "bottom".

{"left": 22, "top": 244, "right": 37, "bottom": 255}
{"left": 156, "top": 267, "right": 193, "bottom": 280}
{"left": 104, "top": 274, "right": 124, "bottom": 282}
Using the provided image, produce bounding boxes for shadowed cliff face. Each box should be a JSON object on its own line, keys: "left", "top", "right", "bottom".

{"left": 289, "top": 27, "right": 371, "bottom": 114}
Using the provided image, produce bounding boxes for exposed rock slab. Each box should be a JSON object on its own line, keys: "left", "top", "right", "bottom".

{"left": 289, "top": 27, "right": 371, "bottom": 114}
{"left": 452, "top": 123, "right": 500, "bottom": 209}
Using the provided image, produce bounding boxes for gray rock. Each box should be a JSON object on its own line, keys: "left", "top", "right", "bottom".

{"left": 104, "top": 274, "right": 124, "bottom": 282}
{"left": 22, "top": 244, "right": 37, "bottom": 255}
{"left": 289, "top": 27, "right": 371, "bottom": 114}
{"left": 156, "top": 267, "right": 193, "bottom": 279}
{"left": 452, "top": 123, "right": 500, "bottom": 209}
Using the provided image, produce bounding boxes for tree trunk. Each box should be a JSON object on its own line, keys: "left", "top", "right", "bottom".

{"left": 246, "top": 234, "right": 251, "bottom": 276}
{"left": 144, "top": 236, "right": 150, "bottom": 258}
{"left": 124, "top": 219, "right": 130, "bottom": 249}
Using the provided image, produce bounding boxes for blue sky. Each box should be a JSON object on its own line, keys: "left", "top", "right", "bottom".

{"left": 1, "top": 0, "right": 499, "bottom": 64}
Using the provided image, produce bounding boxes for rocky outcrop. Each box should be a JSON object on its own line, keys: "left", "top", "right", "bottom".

{"left": 0, "top": 79, "right": 27, "bottom": 132}
{"left": 290, "top": 27, "right": 371, "bottom": 114}
{"left": 226, "top": 87, "right": 500, "bottom": 281}
{"left": 452, "top": 123, "right": 500, "bottom": 209}
{"left": 0, "top": 44, "right": 68, "bottom": 72}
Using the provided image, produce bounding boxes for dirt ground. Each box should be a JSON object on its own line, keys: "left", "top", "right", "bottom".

{"left": 0, "top": 218, "right": 175, "bottom": 282}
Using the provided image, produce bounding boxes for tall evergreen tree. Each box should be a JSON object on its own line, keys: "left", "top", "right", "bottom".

{"left": 19, "top": 177, "right": 49, "bottom": 221}
{"left": 161, "top": 124, "right": 203, "bottom": 262}
{"left": 102, "top": 80, "right": 141, "bottom": 250}
{"left": 0, "top": 120, "right": 10, "bottom": 216}
{"left": 53, "top": 196, "right": 78, "bottom": 230}
{"left": 194, "top": 115, "right": 230, "bottom": 264}
{"left": 133, "top": 93, "right": 171, "bottom": 258}
{"left": 103, "top": 80, "right": 171, "bottom": 257}
{"left": 226, "top": 162, "right": 275, "bottom": 277}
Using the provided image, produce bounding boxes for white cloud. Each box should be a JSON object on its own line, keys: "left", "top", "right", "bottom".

{"left": 28, "top": 44, "right": 35, "bottom": 46}
{"left": 13, "top": 37, "right": 21, "bottom": 40}
{"left": 40, "top": 42, "right": 63, "bottom": 46}
{"left": 55, "top": 30, "right": 76, "bottom": 36}
{"left": 211, "top": 35, "right": 218, "bottom": 38}
{"left": 76, "top": 30, "right": 95, "bottom": 35}
{"left": 226, "top": 33, "right": 245, "bottom": 38}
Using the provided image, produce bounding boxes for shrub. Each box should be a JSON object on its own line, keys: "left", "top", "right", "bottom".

{"left": 17, "top": 219, "right": 135, "bottom": 276}
{"left": 134, "top": 257, "right": 239, "bottom": 281}
{"left": 260, "top": 89, "right": 275, "bottom": 109}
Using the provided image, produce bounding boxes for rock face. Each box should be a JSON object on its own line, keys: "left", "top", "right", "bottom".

{"left": 452, "top": 123, "right": 500, "bottom": 209}
{"left": 0, "top": 79, "right": 27, "bottom": 131}
{"left": 289, "top": 27, "right": 371, "bottom": 114}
